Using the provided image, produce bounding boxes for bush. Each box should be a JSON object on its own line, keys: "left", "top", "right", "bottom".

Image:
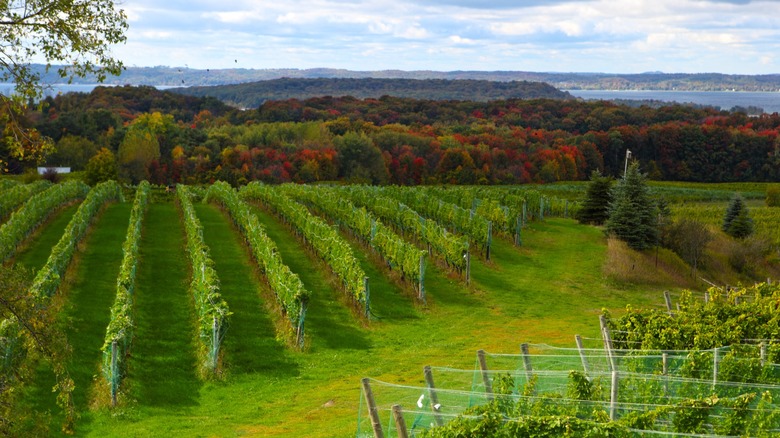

{"left": 41, "top": 168, "right": 61, "bottom": 183}
{"left": 767, "top": 185, "right": 780, "bottom": 207}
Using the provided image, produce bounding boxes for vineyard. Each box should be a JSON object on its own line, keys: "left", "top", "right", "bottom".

{"left": 0, "top": 180, "right": 778, "bottom": 436}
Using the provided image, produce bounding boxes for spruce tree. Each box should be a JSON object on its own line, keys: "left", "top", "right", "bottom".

{"left": 577, "top": 170, "right": 614, "bottom": 225}
{"left": 723, "top": 193, "right": 754, "bottom": 238}
{"left": 605, "top": 162, "right": 658, "bottom": 250}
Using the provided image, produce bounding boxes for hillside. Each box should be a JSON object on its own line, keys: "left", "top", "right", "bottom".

{"left": 27, "top": 64, "right": 780, "bottom": 92}
{"left": 170, "top": 78, "right": 572, "bottom": 108}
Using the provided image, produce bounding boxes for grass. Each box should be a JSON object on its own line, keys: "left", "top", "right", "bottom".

{"left": 22, "top": 201, "right": 682, "bottom": 437}
{"left": 12, "top": 204, "right": 79, "bottom": 272}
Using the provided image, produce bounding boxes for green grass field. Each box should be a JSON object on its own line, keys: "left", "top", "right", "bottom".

{"left": 9, "top": 184, "right": 763, "bottom": 436}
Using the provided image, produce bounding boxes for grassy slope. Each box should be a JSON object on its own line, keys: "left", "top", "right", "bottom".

{"left": 75, "top": 199, "right": 667, "bottom": 437}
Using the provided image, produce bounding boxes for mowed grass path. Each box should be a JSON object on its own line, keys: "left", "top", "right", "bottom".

{"left": 124, "top": 203, "right": 201, "bottom": 413}
{"left": 12, "top": 204, "right": 79, "bottom": 272}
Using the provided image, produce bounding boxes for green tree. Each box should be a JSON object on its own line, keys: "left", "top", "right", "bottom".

{"left": 117, "top": 129, "right": 160, "bottom": 184}
{"left": 723, "top": 193, "right": 754, "bottom": 239}
{"left": 0, "top": 0, "right": 127, "bottom": 172}
{"left": 85, "top": 147, "right": 118, "bottom": 185}
{"left": 605, "top": 162, "right": 658, "bottom": 250}
{"left": 666, "top": 219, "right": 712, "bottom": 277}
{"left": 47, "top": 135, "right": 100, "bottom": 170}
{"left": 577, "top": 170, "right": 614, "bottom": 225}
{"left": 335, "top": 131, "right": 388, "bottom": 184}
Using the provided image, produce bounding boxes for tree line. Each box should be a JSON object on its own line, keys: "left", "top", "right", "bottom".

{"left": 4, "top": 86, "right": 780, "bottom": 186}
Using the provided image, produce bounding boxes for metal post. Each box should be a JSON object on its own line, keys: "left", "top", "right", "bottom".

{"left": 361, "top": 378, "right": 385, "bottom": 438}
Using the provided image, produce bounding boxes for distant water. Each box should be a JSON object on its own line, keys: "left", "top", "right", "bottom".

{"left": 3, "top": 83, "right": 780, "bottom": 114}
{"left": 567, "top": 90, "right": 780, "bottom": 114}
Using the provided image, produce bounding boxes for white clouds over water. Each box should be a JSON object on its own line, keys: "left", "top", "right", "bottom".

{"left": 115, "top": 0, "right": 780, "bottom": 73}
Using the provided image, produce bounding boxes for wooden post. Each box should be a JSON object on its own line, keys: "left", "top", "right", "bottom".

{"left": 296, "top": 300, "right": 307, "bottom": 349}
{"left": 212, "top": 316, "right": 219, "bottom": 371}
{"left": 564, "top": 200, "right": 569, "bottom": 218}
{"left": 599, "top": 315, "right": 616, "bottom": 372}
{"left": 704, "top": 291, "right": 710, "bottom": 303}
{"left": 111, "top": 340, "right": 118, "bottom": 407}
{"left": 465, "top": 251, "right": 471, "bottom": 285}
{"left": 424, "top": 366, "right": 444, "bottom": 427}
{"left": 522, "top": 200, "right": 527, "bottom": 226}
{"left": 663, "top": 291, "right": 672, "bottom": 314}
{"left": 514, "top": 215, "right": 522, "bottom": 246}
{"left": 486, "top": 221, "right": 492, "bottom": 261}
{"left": 760, "top": 342, "right": 767, "bottom": 367}
{"left": 610, "top": 371, "right": 619, "bottom": 421}
{"left": 575, "top": 335, "right": 590, "bottom": 377}
{"left": 713, "top": 347, "right": 719, "bottom": 386}
{"left": 662, "top": 352, "right": 669, "bottom": 395}
{"left": 391, "top": 405, "right": 409, "bottom": 438}
{"left": 418, "top": 255, "right": 426, "bottom": 303}
{"left": 477, "top": 349, "right": 493, "bottom": 401}
{"left": 520, "top": 343, "right": 533, "bottom": 384}
{"left": 364, "top": 277, "right": 371, "bottom": 319}
{"left": 361, "top": 378, "right": 385, "bottom": 438}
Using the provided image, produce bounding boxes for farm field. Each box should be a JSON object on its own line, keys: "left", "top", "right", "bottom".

{"left": 1, "top": 181, "right": 775, "bottom": 436}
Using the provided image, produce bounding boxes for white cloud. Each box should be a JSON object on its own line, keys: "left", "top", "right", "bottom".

{"left": 113, "top": 0, "right": 780, "bottom": 74}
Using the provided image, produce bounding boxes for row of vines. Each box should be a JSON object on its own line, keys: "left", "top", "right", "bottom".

{"left": 0, "top": 181, "right": 90, "bottom": 263}
{"left": 178, "top": 185, "right": 231, "bottom": 374}
{"left": 239, "top": 182, "right": 369, "bottom": 314}
{"left": 280, "top": 184, "right": 427, "bottom": 300}
{"left": 204, "top": 181, "right": 309, "bottom": 347}
{"left": 101, "top": 181, "right": 150, "bottom": 403}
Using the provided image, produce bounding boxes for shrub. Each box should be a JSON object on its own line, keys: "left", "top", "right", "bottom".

{"left": 766, "top": 184, "right": 780, "bottom": 207}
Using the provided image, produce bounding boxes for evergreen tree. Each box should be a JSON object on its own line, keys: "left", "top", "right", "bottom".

{"left": 605, "top": 162, "right": 658, "bottom": 250}
{"left": 577, "top": 170, "right": 613, "bottom": 225}
{"left": 723, "top": 193, "right": 754, "bottom": 239}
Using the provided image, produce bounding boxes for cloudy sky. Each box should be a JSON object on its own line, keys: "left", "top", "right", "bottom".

{"left": 114, "top": 0, "right": 780, "bottom": 74}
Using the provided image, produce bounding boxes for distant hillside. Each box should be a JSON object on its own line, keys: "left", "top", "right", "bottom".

{"left": 171, "top": 78, "right": 572, "bottom": 108}
{"left": 26, "top": 65, "right": 780, "bottom": 92}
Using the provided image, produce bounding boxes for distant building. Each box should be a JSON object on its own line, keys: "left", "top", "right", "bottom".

{"left": 37, "top": 167, "right": 71, "bottom": 175}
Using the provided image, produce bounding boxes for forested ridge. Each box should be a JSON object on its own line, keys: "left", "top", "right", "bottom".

{"left": 172, "top": 77, "right": 571, "bottom": 108}
{"left": 13, "top": 85, "right": 780, "bottom": 185}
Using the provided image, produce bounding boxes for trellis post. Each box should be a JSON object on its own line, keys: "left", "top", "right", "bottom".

{"left": 391, "top": 405, "right": 409, "bottom": 438}
{"left": 424, "top": 366, "right": 444, "bottom": 426}
{"left": 477, "top": 349, "right": 493, "bottom": 401}
{"left": 575, "top": 334, "right": 590, "bottom": 377}
{"left": 361, "top": 378, "right": 384, "bottom": 438}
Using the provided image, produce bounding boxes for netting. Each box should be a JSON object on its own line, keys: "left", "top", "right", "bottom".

{"left": 356, "top": 345, "right": 780, "bottom": 437}
{"left": 357, "top": 376, "right": 780, "bottom": 437}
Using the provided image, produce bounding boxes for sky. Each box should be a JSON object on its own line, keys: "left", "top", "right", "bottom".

{"left": 114, "top": 0, "right": 780, "bottom": 74}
